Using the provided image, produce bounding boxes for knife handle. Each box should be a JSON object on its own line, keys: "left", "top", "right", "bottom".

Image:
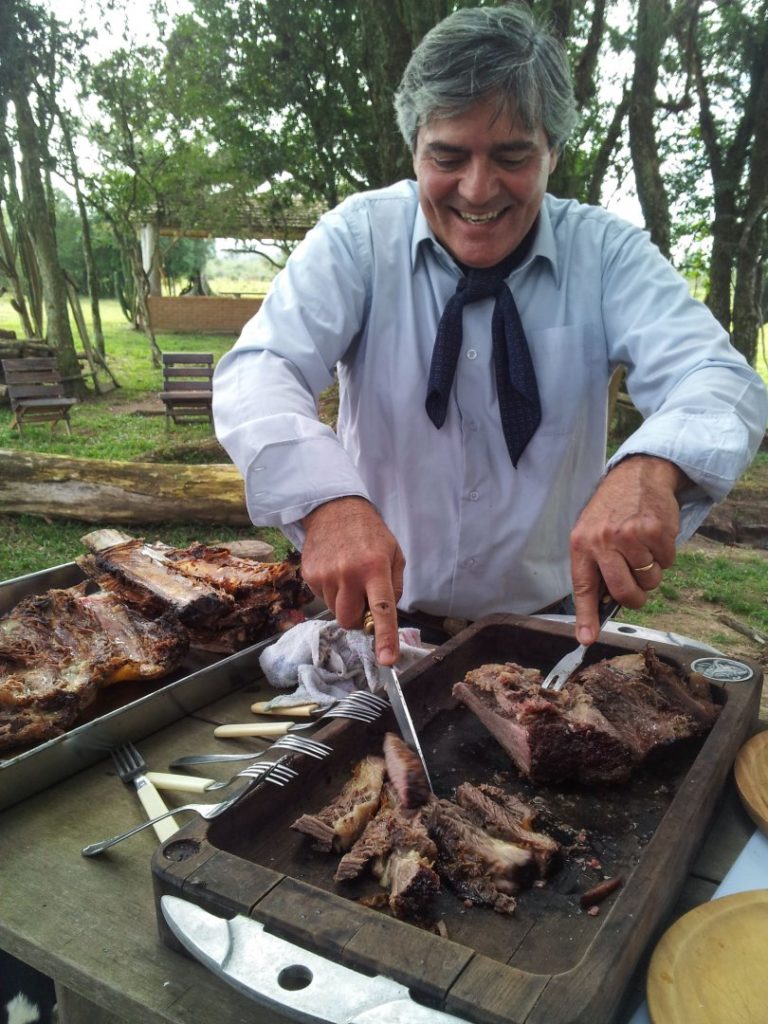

{"left": 362, "top": 610, "right": 375, "bottom": 635}
{"left": 250, "top": 701, "right": 318, "bottom": 717}
{"left": 145, "top": 772, "right": 215, "bottom": 794}
{"left": 214, "top": 722, "right": 292, "bottom": 739}
{"left": 133, "top": 777, "right": 179, "bottom": 842}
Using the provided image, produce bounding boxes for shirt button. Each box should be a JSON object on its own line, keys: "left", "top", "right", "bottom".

{"left": 469, "top": 491, "right": 479, "bottom": 501}
{"left": 466, "top": 349, "right": 477, "bottom": 360}
{"left": 467, "top": 558, "right": 477, "bottom": 567}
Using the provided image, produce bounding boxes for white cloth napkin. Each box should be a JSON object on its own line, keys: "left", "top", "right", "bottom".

{"left": 258, "top": 619, "right": 431, "bottom": 707}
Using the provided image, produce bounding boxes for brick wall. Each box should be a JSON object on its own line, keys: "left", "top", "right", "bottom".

{"left": 147, "top": 296, "right": 263, "bottom": 334}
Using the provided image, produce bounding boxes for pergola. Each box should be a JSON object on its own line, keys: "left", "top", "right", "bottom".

{"left": 139, "top": 192, "right": 325, "bottom": 295}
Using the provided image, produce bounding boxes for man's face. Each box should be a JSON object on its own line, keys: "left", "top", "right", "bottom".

{"left": 413, "top": 96, "right": 558, "bottom": 269}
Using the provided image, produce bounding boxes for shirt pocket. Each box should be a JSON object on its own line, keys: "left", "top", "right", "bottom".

{"left": 527, "top": 322, "right": 608, "bottom": 436}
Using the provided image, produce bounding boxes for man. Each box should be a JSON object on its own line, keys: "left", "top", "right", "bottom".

{"left": 213, "top": 4, "right": 767, "bottom": 666}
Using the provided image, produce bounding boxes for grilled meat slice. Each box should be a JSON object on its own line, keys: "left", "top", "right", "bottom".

{"left": 427, "top": 799, "right": 537, "bottom": 914}
{"left": 80, "top": 533, "right": 312, "bottom": 651}
{"left": 452, "top": 648, "right": 720, "bottom": 785}
{"left": 78, "top": 540, "right": 232, "bottom": 627}
{"left": 78, "top": 591, "right": 188, "bottom": 683}
{"left": 0, "top": 586, "right": 191, "bottom": 751}
{"left": 1, "top": 589, "right": 122, "bottom": 750}
{"left": 291, "top": 756, "right": 385, "bottom": 852}
{"left": 383, "top": 731, "right": 430, "bottom": 809}
{"left": 454, "top": 783, "right": 560, "bottom": 877}
{"left": 335, "top": 784, "right": 439, "bottom": 919}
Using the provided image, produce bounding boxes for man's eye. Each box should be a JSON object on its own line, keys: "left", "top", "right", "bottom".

{"left": 433, "top": 157, "right": 463, "bottom": 170}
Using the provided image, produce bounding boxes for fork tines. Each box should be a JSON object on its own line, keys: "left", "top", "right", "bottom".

{"left": 272, "top": 735, "right": 332, "bottom": 758}
{"left": 112, "top": 742, "right": 147, "bottom": 781}
{"left": 327, "top": 691, "right": 388, "bottom": 722}
{"left": 237, "top": 761, "right": 298, "bottom": 786}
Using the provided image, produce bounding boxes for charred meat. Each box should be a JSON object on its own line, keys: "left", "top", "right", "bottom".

{"left": 427, "top": 799, "right": 537, "bottom": 914}
{"left": 383, "top": 731, "right": 431, "bottom": 809}
{"left": 291, "top": 756, "right": 386, "bottom": 852}
{"left": 79, "top": 534, "right": 313, "bottom": 652}
{"left": 452, "top": 648, "right": 720, "bottom": 785}
{"left": 0, "top": 586, "right": 184, "bottom": 752}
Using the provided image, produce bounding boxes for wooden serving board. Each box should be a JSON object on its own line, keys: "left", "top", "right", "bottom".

{"left": 152, "top": 614, "right": 763, "bottom": 1024}
{"left": 647, "top": 889, "right": 768, "bottom": 1023}
{"left": 734, "top": 730, "right": 768, "bottom": 834}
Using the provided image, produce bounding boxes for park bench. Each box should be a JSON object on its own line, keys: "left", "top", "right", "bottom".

{"left": 158, "top": 352, "right": 214, "bottom": 430}
{"left": 1, "top": 356, "right": 78, "bottom": 436}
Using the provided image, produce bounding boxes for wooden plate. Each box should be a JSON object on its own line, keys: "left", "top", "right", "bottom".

{"left": 734, "top": 731, "right": 768, "bottom": 834}
{"left": 647, "top": 889, "right": 768, "bottom": 1023}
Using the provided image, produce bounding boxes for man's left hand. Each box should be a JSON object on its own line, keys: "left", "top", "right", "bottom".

{"left": 570, "top": 455, "right": 690, "bottom": 645}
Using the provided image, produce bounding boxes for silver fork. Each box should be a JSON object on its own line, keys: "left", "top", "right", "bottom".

{"left": 204, "top": 737, "right": 331, "bottom": 791}
{"left": 81, "top": 758, "right": 291, "bottom": 858}
{"left": 112, "top": 743, "right": 178, "bottom": 842}
{"left": 170, "top": 733, "right": 333, "bottom": 768}
{"left": 212, "top": 690, "right": 388, "bottom": 740}
{"left": 540, "top": 593, "right": 620, "bottom": 691}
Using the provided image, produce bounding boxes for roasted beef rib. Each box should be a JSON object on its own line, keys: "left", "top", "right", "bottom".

{"left": 452, "top": 648, "right": 720, "bottom": 785}
{"left": 0, "top": 586, "right": 187, "bottom": 751}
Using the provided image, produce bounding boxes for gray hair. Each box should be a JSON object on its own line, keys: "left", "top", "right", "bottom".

{"left": 394, "top": 3, "right": 578, "bottom": 153}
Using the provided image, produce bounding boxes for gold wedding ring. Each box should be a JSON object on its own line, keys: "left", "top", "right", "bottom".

{"left": 632, "top": 561, "right": 656, "bottom": 573}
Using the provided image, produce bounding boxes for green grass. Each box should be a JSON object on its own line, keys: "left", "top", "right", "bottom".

{"left": 0, "top": 294, "right": 287, "bottom": 578}
{"left": 620, "top": 548, "right": 768, "bottom": 634}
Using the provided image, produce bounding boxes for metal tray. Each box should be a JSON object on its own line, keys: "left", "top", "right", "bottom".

{"left": 0, "top": 561, "right": 323, "bottom": 811}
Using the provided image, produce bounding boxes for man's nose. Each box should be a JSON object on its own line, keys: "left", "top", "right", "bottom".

{"left": 457, "top": 159, "right": 500, "bottom": 205}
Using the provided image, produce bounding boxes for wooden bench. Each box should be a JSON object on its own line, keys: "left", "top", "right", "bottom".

{"left": 1, "top": 357, "right": 78, "bottom": 436}
{"left": 158, "top": 352, "right": 214, "bottom": 430}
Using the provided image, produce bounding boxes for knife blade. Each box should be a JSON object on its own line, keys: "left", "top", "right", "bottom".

{"left": 362, "top": 611, "right": 433, "bottom": 793}
{"left": 161, "top": 896, "right": 467, "bottom": 1024}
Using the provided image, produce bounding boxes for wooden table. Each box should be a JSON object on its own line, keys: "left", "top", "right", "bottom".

{"left": 0, "top": 680, "right": 759, "bottom": 1024}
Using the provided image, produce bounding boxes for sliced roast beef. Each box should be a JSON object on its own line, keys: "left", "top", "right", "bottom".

{"left": 452, "top": 648, "right": 720, "bottom": 785}
{"left": 427, "top": 799, "right": 537, "bottom": 914}
{"left": 383, "top": 731, "right": 431, "bottom": 809}
{"left": 291, "top": 756, "right": 385, "bottom": 852}
{"left": 454, "top": 783, "right": 560, "bottom": 877}
{"left": 335, "top": 785, "right": 440, "bottom": 919}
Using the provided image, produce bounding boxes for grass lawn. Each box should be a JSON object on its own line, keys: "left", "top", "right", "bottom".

{"left": 0, "top": 293, "right": 287, "bottom": 578}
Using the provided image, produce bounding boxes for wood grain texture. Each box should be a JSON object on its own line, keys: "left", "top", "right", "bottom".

{"left": 0, "top": 449, "right": 249, "bottom": 524}
{"left": 647, "top": 889, "right": 768, "bottom": 1024}
{"left": 734, "top": 731, "right": 768, "bottom": 834}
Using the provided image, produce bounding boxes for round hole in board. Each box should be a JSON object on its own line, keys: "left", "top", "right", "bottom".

{"left": 278, "top": 964, "right": 313, "bottom": 991}
{"left": 615, "top": 625, "right": 638, "bottom": 634}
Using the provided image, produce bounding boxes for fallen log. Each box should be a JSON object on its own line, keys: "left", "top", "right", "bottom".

{"left": 0, "top": 449, "right": 250, "bottom": 525}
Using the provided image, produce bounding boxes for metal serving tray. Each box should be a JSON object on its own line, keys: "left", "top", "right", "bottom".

{"left": 0, "top": 562, "right": 322, "bottom": 812}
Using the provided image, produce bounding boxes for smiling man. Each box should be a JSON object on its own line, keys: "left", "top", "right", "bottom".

{"left": 213, "top": 4, "right": 767, "bottom": 665}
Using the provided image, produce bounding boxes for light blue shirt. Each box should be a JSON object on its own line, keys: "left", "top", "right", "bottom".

{"left": 213, "top": 180, "right": 767, "bottom": 619}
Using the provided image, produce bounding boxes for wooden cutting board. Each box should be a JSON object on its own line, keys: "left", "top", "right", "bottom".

{"left": 734, "top": 730, "right": 768, "bottom": 834}
{"left": 647, "top": 889, "right": 768, "bottom": 1023}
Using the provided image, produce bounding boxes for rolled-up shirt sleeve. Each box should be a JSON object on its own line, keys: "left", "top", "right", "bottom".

{"left": 212, "top": 207, "right": 373, "bottom": 542}
{"left": 596, "top": 219, "right": 768, "bottom": 538}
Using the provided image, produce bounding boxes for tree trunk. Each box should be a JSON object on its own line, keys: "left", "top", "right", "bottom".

{"left": 0, "top": 202, "right": 36, "bottom": 337}
{"left": 0, "top": 449, "right": 250, "bottom": 525}
{"left": 628, "top": 0, "right": 672, "bottom": 257}
{"left": 11, "top": 88, "right": 86, "bottom": 397}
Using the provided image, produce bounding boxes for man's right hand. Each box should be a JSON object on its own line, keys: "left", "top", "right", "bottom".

{"left": 300, "top": 497, "right": 405, "bottom": 666}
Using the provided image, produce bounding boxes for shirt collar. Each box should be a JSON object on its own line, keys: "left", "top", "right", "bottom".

{"left": 411, "top": 193, "right": 560, "bottom": 286}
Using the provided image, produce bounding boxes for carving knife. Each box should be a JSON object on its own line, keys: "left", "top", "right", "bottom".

{"left": 161, "top": 896, "right": 466, "bottom": 1023}
{"left": 363, "top": 611, "right": 433, "bottom": 793}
